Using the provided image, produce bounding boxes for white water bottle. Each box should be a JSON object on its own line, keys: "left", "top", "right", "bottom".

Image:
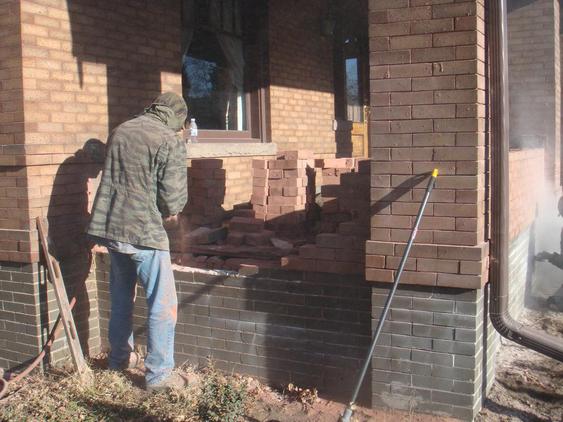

{"left": 189, "top": 118, "right": 198, "bottom": 143}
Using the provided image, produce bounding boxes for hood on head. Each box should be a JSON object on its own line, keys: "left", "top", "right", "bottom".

{"left": 144, "top": 92, "right": 188, "bottom": 132}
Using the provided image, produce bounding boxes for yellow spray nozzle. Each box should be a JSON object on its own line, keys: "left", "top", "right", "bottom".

{"left": 432, "top": 168, "right": 439, "bottom": 178}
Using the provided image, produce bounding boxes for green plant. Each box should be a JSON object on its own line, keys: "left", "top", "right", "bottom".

{"left": 196, "top": 363, "right": 249, "bottom": 422}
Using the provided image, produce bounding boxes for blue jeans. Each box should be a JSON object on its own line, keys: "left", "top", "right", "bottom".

{"left": 108, "top": 248, "right": 177, "bottom": 386}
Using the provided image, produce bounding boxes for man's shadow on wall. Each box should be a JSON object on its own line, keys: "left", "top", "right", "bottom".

{"left": 44, "top": 139, "right": 105, "bottom": 357}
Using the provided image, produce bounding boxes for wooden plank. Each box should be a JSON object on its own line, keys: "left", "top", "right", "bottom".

{"left": 36, "top": 217, "right": 91, "bottom": 380}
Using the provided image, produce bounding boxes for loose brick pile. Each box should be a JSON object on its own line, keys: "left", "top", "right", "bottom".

{"left": 185, "top": 159, "right": 226, "bottom": 227}
{"left": 251, "top": 151, "right": 315, "bottom": 236}
{"left": 226, "top": 210, "right": 274, "bottom": 247}
{"left": 282, "top": 158, "right": 371, "bottom": 275}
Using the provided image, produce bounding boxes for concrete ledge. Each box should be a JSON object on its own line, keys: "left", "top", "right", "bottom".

{"left": 186, "top": 142, "right": 277, "bottom": 158}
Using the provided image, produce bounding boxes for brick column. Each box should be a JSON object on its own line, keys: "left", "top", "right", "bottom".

{"left": 366, "top": 1, "right": 492, "bottom": 419}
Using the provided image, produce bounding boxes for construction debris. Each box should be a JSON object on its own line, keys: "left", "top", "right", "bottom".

{"left": 171, "top": 152, "right": 371, "bottom": 275}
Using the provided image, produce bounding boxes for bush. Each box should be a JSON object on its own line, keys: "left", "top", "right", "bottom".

{"left": 197, "top": 364, "right": 249, "bottom": 422}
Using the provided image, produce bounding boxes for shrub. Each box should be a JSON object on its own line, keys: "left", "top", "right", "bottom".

{"left": 197, "top": 363, "right": 249, "bottom": 422}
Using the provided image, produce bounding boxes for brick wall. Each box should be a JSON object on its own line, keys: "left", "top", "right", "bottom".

{"left": 507, "top": 148, "right": 544, "bottom": 320}
{"left": 0, "top": 0, "right": 183, "bottom": 370}
{"left": 366, "top": 0, "right": 488, "bottom": 290}
{"left": 370, "top": 283, "right": 498, "bottom": 420}
{"left": 95, "top": 254, "right": 372, "bottom": 399}
{"left": 0, "top": 0, "right": 30, "bottom": 262}
{"left": 0, "top": 262, "right": 41, "bottom": 371}
{"left": 268, "top": 0, "right": 336, "bottom": 155}
{"left": 508, "top": 148, "right": 544, "bottom": 241}
{"left": 18, "top": 0, "right": 182, "bottom": 265}
{"left": 508, "top": 0, "right": 561, "bottom": 187}
{"left": 508, "top": 227, "right": 532, "bottom": 319}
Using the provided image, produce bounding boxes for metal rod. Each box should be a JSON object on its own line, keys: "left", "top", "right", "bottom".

{"left": 341, "top": 169, "right": 438, "bottom": 422}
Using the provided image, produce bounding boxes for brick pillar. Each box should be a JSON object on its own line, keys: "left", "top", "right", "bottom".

{"left": 366, "top": 1, "right": 492, "bottom": 419}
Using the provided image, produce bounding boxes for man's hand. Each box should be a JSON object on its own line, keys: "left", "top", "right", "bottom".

{"left": 535, "top": 251, "right": 555, "bottom": 262}
{"left": 163, "top": 214, "right": 180, "bottom": 230}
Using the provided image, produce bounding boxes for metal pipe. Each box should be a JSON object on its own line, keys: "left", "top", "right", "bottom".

{"left": 341, "top": 170, "right": 439, "bottom": 422}
{"left": 489, "top": 0, "right": 563, "bottom": 361}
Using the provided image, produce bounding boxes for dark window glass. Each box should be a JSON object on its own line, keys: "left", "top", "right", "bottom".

{"left": 345, "top": 57, "right": 362, "bottom": 122}
{"left": 182, "top": 0, "right": 246, "bottom": 131}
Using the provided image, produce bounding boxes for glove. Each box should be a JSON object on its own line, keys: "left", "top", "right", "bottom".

{"left": 535, "top": 251, "right": 554, "bottom": 262}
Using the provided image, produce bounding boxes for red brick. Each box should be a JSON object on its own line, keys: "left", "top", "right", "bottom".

{"left": 366, "top": 268, "right": 394, "bottom": 283}
{"left": 371, "top": 50, "right": 411, "bottom": 65}
{"left": 366, "top": 254, "right": 386, "bottom": 268}
{"left": 245, "top": 230, "right": 274, "bottom": 246}
{"left": 399, "top": 270, "right": 437, "bottom": 286}
{"left": 366, "top": 240, "right": 394, "bottom": 255}
{"left": 284, "top": 168, "right": 307, "bottom": 178}
{"left": 436, "top": 273, "right": 482, "bottom": 289}
{"left": 252, "top": 159, "right": 267, "bottom": 169}
{"left": 268, "top": 169, "right": 283, "bottom": 179}
{"left": 252, "top": 177, "right": 267, "bottom": 187}
{"left": 268, "top": 159, "right": 307, "bottom": 170}
{"left": 411, "top": 18, "right": 454, "bottom": 35}
{"left": 283, "top": 186, "right": 306, "bottom": 197}
{"left": 389, "top": 34, "right": 432, "bottom": 50}
{"left": 281, "top": 256, "right": 313, "bottom": 271}
{"left": 417, "top": 258, "right": 459, "bottom": 274}
{"left": 459, "top": 260, "right": 483, "bottom": 275}
{"left": 277, "top": 150, "right": 314, "bottom": 160}
{"left": 267, "top": 196, "right": 303, "bottom": 206}
{"left": 229, "top": 217, "right": 264, "bottom": 233}
{"left": 251, "top": 193, "right": 267, "bottom": 206}
{"left": 437, "top": 244, "right": 483, "bottom": 261}
{"left": 299, "top": 244, "right": 336, "bottom": 260}
{"left": 385, "top": 255, "right": 416, "bottom": 271}
{"left": 252, "top": 168, "right": 269, "bottom": 178}
{"left": 395, "top": 243, "right": 438, "bottom": 258}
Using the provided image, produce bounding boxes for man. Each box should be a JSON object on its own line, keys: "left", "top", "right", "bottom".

{"left": 535, "top": 196, "right": 563, "bottom": 311}
{"left": 88, "top": 92, "right": 188, "bottom": 391}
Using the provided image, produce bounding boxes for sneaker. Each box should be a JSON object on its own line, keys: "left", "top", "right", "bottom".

{"left": 145, "top": 372, "right": 187, "bottom": 393}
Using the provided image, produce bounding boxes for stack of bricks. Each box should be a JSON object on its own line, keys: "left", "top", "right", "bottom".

{"left": 317, "top": 158, "right": 371, "bottom": 234}
{"left": 185, "top": 159, "right": 225, "bottom": 228}
{"left": 281, "top": 158, "right": 371, "bottom": 275}
{"left": 251, "top": 150, "right": 314, "bottom": 236}
{"left": 316, "top": 157, "right": 356, "bottom": 233}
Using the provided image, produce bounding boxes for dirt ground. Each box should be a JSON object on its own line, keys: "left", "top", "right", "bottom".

{"left": 0, "top": 309, "right": 561, "bottom": 422}
{"left": 475, "top": 307, "right": 563, "bottom": 422}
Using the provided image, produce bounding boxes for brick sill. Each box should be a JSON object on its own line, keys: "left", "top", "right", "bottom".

{"left": 186, "top": 142, "right": 277, "bottom": 159}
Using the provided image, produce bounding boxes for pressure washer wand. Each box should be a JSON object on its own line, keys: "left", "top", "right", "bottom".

{"left": 340, "top": 169, "right": 439, "bottom": 422}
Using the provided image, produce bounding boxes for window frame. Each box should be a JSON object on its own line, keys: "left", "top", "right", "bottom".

{"left": 181, "top": 0, "right": 270, "bottom": 144}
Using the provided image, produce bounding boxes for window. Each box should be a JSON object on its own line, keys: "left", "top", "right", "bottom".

{"left": 345, "top": 56, "right": 362, "bottom": 122}
{"left": 182, "top": 0, "right": 268, "bottom": 142}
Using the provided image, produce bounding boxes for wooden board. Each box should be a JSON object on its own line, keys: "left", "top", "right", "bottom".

{"left": 36, "top": 217, "right": 91, "bottom": 380}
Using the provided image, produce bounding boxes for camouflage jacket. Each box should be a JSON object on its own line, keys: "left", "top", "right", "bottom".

{"left": 88, "top": 114, "right": 187, "bottom": 250}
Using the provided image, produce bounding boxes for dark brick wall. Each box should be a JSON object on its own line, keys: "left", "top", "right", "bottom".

{"left": 95, "top": 253, "right": 372, "bottom": 400}
{"left": 0, "top": 257, "right": 101, "bottom": 372}
{"left": 370, "top": 282, "right": 499, "bottom": 420}
{"left": 0, "top": 261, "right": 41, "bottom": 371}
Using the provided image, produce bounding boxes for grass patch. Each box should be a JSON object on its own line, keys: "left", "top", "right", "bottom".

{"left": 0, "top": 364, "right": 249, "bottom": 422}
